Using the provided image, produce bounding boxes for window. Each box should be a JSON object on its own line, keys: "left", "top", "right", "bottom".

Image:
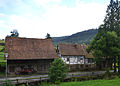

{"left": 67, "top": 58, "right": 69, "bottom": 62}
{"left": 78, "top": 58, "right": 80, "bottom": 62}
{"left": 88, "top": 59, "right": 93, "bottom": 63}
{"left": 85, "top": 59, "right": 88, "bottom": 63}
{"left": 80, "top": 58, "right": 83, "bottom": 60}
{"left": 78, "top": 57, "right": 83, "bottom": 62}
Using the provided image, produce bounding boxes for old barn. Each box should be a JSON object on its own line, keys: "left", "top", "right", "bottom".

{"left": 5, "top": 37, "right": 58, "bottom": 74}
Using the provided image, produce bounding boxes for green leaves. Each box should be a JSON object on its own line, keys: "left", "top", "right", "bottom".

{"left": 102, "top": 0, "right": 120, "bottom": 36}
{"left": 48, "top": 58, "right": 68, "bottom": 83}
{"left": 88, "top": 0, "right": 120, "bottom": 72}
{"left": 8, "top": 29, "right": 19, "bottom": 37}
{"left": 88, "top": 31, "right": 120, "bottom": 57}
{"left": 46, "top": 33, "right": 51, "bottom": 39}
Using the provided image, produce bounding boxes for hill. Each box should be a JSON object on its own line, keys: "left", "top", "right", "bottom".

{"left": 52, "top": 29, "right": 98, "bottom": 45}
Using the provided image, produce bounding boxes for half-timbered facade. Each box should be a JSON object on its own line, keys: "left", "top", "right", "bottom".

{"left": 57, "top": 44, "right": 94, "bottom": 71}
{"left": 5, "top": 37, "right": 58, "bottom": 74}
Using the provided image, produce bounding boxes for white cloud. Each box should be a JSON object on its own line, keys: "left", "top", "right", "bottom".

{"left": 0, "top": 0, "right": 109, "bottom": 39}
{"left": 34, "top": 0, "right": 61, "bottom": 8}
{"left": 0, "top": 13, "right": 10, "bottom": 29}
{"left": 0, "top": 13, "right": 6, "bottom": 17}
{"left": 38, "top": 2, "right": 107, "bottom": 36}
{"left": 0, "top": 20, "right": 4, "bottom": 23}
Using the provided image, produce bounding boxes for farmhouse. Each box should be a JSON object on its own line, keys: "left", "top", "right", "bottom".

{"left": 57, "top": 44, "right": 94, "bottom": 71}
{"left": 5, "top": 37, "right": 58, "bottom": 74}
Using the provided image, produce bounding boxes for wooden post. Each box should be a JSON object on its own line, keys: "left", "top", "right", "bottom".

{"left": 40, "top": 77, "right": 41, "bottom": 81}
{"left": 16, "top": 79, "right": 19, "bottom": 84}
{"left": 118, "top": 56, "right": 120, "bottom": 74}
{"left": 69, "top": 58, "right": 70, "bottom": 70}
{"left": 114, "top": 57, "right": 116, "bottom": 73}
{"left": 26, "top": 81, "right": 29, "bottom": 86}
{"left": 39, "top": 77, "right": 41, "bottom": 84}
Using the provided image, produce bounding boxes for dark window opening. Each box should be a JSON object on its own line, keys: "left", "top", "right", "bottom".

{"left": 67, "top": 58, "right": 69, "bottom": 62}
{"left": 88, "top": 59, "right": 93, "bottom": 63}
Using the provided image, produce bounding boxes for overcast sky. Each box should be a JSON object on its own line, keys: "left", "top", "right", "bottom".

{"left": 0, "top": 0, "right": 110, "bottom": 39}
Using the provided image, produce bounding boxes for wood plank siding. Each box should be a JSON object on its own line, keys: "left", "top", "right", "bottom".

{"left": 5, "top": 37, "right": 58, "bottom": 74}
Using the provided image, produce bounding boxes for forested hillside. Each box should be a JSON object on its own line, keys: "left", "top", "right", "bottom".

{"left": 52, "top": 29, "right": 98, "bottom": 45}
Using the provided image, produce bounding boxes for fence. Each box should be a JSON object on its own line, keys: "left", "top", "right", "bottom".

{"left": 0, "top": 76, "right": 49, "bottom": 85}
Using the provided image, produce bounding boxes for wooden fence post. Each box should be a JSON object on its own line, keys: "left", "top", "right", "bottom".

{"left": 16, "top": 79, "right": 19, "bottom": 84}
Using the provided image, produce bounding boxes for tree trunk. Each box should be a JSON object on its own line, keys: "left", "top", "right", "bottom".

{"left": 98, "top": 63, "right": 101, "bottom": 70}
{"left": 110, "top": 58, "right": 113, "bottom": 69}
{"left": 108, "top": 57, "right": 113, "bottom": 69}
{"left": 105, "top": 58, "right": 108, "bottom": 68}
{"left": 114, "top": 57, "right": 116, "bottom": 73}
{"left": 118, "top": 56, "right": 120, "bottom": 74}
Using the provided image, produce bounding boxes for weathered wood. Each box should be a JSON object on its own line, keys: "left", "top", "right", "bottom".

{"left": 7, "top": 59, "right": 53, "bottom": 74}
{"left": 0, "top": 70, "right": 114, "bottom": 85}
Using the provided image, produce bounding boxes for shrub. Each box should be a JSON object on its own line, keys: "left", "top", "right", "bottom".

{"left": 104, "top": 68, "right": 112, "bottom": 79}
{"left": 48, "top": 58, "right": 68, "bottom": 83}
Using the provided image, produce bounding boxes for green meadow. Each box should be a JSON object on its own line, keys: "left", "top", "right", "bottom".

{"left": 47, "top": 78, "right": 120, "bottom": 86}
{"left": 0, "top": 40, "right": 5, "bottom": 67}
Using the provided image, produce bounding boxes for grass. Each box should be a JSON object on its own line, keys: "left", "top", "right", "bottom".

{"left": 0, "top": 40, "right": 5, "bottom": 67}
{"left": 0, "top": 46, "right": 4, "bottom": 49}
{"left": 0, "top": 40, "right": 5, "bottom": 60}
{"left": 0, "top": 46, "right": 4, "bottom": 57}
{"left": 0, "top": 39, "right": 5, "bottom": 43}
{"left": 0, "top": 46, "right": 5, "bottom": 62}
{"left": 45, "top": 77, "right": 120, "bottom": 86}
{"left": 0, "top": 52, "right": 4, "bottom": 60}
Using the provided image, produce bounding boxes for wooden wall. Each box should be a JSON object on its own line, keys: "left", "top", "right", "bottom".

{"left": 7, "top": 59, "right": 53, "bottom": 74}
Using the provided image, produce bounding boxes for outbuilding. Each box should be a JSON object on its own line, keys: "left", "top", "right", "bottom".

{"left": 5, "top": 37, "right": 58, "bottom": 74}
{"left": 57, "top": 44, "right": 94, "bottom": 71}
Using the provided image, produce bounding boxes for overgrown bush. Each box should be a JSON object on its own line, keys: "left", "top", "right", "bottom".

{"left": 48, "top": 58, "right": 68, "bottom": 83}
{"left": 104, "top": 68, "right": 112, "bottom": 79}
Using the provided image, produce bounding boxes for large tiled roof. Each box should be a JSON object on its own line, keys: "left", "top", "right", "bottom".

{"left": 58, "top": 44, "right": 93, "bottom": 58}
{"left": 5, "top": 37, "right": 58, "bottom": 60}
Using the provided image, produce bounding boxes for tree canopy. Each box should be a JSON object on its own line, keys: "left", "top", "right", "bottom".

{"left": 87, "top": 0, "right": 120, "bottom": 73}
{"left": 100, "top": 0, "right": 120, "bottom": 35}
{"left": 9, "top": 29, "right": 19, "bottom": 37}
{"left": 87, "top": 31, "right": 120, "bottom": 58}
{"left": 46, "top": 33, "right": 51, "bottom": 39}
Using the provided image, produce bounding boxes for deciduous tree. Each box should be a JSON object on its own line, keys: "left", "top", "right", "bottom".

{"left": 87, "top": 31, "right": 120, "bottom": 72}
{"left": 46, "top": 33, "right": 51, "bottom": 39}
{"left": 10, "top": 29, "right": 19, "bottom": 37}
